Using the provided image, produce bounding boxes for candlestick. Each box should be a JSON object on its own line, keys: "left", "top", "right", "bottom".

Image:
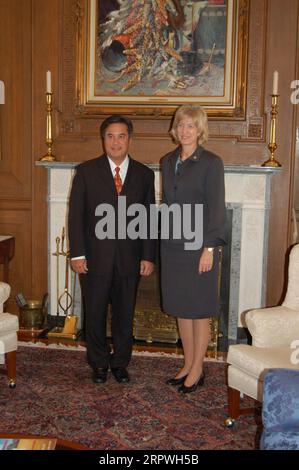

{"left": 39, "top": 91, "right": 56, "bottom": 161}
{"left": 46, "top": 71, "right": 52, "bottom": 93}
{"left": 261, "top": 93, "right": 281, "bottom": 167}
{"left": 272, "top": 71, "right": 279, "bottom": 95}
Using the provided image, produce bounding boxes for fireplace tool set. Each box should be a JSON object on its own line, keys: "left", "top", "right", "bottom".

{"left": 48, "top": 227, "right": 79, "bottom": 339}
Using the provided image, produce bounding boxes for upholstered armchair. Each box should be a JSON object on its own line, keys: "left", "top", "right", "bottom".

{"left": 260, "top": 368, "right": 299, "bottom": 450}
{"left": 226, "top": 243, "right": 299, "bottom": 426}
{"left": 0, "top": 282, "right": 19, "bottom": 387}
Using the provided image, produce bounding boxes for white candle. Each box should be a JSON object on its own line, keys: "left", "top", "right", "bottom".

{"left": 272, "top": 71, "right": 279, "bottom": 95}
{"left": 46, "top": 71, "right": 52, "bottom": 93}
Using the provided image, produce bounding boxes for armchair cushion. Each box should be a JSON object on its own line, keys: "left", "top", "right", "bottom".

{"left": 261, "top": 431, "right": 299, "bottom": 450}
{"left": 0, "top": 282, "right": 11, "bottom": 312}
{"left": 246, "top": 306, "right": 299, "bottom": 348}
{"left": 227, "top": 344, "right": 299, "bottom": 380}
{"left": 0, "top": 312, "right": 19, "bottom": 334}
{"left": 260, "top": 368, "right": 299, "bottom": 450}
{"left": 282, "top": 243, "right": 299, "bottom": 310}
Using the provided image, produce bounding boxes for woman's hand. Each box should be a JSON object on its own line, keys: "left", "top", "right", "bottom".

{"left": 198, "top": 249, "right": 213, "bottom": 274}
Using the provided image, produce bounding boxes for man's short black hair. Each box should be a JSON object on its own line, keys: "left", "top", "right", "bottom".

{"left": 100, "top": 115, "right": 133, "bottom": 138}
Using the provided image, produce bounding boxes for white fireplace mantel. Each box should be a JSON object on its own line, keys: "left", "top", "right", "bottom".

{"left": 36, "top": 160, "right": 281, "bottom": 341}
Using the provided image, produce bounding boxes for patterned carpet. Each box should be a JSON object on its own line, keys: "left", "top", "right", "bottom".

{"left": 0, "top": 346, "right": 261, "bottom": 450}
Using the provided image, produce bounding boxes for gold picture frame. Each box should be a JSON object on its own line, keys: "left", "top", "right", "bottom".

{"left": 76, "top": 0, "right": 249, "bottom": 117}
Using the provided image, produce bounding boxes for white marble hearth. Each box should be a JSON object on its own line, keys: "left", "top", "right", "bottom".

{"left": 36, "top": 161, "right": 281, "bottom": 342}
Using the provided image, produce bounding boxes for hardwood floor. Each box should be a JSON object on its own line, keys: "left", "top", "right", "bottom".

{"left": 18, "top": 328, "right": 183, "bottom": 354}
{"left": 18, "top": 329, "right": 226, "bottom": 359}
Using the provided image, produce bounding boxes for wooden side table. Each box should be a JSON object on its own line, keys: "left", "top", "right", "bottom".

{"left": 0, "top": 235, "right": 15, "bottom": 283}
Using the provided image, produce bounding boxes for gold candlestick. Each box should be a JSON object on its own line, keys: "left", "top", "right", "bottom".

{"left": 262, "top": 94, "right": 282, "bottom": 167}
{"left": 39, "top": 92, "right": 56, "bottom": 161}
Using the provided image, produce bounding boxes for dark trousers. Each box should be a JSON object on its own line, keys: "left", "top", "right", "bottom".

{"left": 81, "top": 266, "right": 139, "bottom": 369}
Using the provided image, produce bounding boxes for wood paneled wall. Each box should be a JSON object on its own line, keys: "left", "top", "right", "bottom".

{"left": 0, "top": 0, "right": 33, "bottom": 312}
{"left": 0, "top": 0, "right": 299, "bottom": 312}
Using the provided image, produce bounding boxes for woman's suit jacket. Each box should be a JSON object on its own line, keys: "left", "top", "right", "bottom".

{"left": 161, "top": 145, "right": 226, "bottom": 248}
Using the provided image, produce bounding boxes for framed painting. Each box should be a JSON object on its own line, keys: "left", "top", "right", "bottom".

{"left": 76, "top": 0, "right": 249, "bottom": 117}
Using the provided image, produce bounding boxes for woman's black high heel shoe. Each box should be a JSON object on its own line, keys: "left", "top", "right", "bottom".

{"left": 166, "top": 375, "right": 188, "bottom": 386}
{"left": 178, "top": 371, "right": 205, "bottom": 394}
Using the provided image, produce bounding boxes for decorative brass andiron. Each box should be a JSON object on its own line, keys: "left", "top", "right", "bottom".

{"left": 262, "top": 72, "right": 282, "bottom": 167}
{"left": 39, "top": 71, "right": 56, "bottom": 162}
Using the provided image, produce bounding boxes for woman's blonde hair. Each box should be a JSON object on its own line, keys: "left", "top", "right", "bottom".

{"left": 170, "top": 105, "right": 209, "bottom": 145}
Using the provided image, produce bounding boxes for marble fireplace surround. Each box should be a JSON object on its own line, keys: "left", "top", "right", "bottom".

{"left": 37, "top": 161, "right": 280, "bottom": 343}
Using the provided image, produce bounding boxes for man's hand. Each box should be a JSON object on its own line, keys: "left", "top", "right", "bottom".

{"left": 198, "top": 249, "right": 213, "bottom": 274}
{"left": 71, "top": 259, "right": 88, "bottom": 274}
{"left": 140, "top": 260, "right": 154, "bottom": 276}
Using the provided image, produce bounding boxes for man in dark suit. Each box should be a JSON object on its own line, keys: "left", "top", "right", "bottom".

{"left": 68, "top": 115, "right": 155, "bottom": 384}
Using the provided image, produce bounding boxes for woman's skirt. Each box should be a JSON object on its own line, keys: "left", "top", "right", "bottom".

{"left": 160, "top": 241, "right": 220, "bottom": 319}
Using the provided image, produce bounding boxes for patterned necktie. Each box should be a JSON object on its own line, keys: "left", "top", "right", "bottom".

{"left": 114, "top": 166, "right": 122, "bottom": 195}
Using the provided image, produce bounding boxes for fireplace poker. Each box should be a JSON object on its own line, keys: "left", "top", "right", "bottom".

{"left": 58, "top": 250, "right": 72, "bottom": 318}
{"left": 52, "top": 236, "right": 61, "bottom": 326}
{"left": 61, "top": 269, "right": 78, "bottom": 335}
{"left": 60, "top": 226, "right": 67, "bottom": 256}
{"left": 71, "top": 270, "right": 77, "bottom": 316}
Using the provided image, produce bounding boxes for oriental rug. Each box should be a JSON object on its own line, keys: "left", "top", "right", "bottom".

{"left": 0, "top": 346, "right": 261, "bottom": 450}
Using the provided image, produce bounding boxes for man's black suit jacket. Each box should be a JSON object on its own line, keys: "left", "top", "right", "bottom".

{"left": 68, "top": 155, "right": 156, "bottom": 277}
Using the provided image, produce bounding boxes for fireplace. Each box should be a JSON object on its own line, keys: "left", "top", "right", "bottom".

{"left": 37, "top": 161, "right": 281, "bottom": 347}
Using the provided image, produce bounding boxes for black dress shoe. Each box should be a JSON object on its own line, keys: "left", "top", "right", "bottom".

{"left": 178, "top": 372, "right": 205, "bottom": 394}
{"left": 111, "top": 367, "right": 130, "bottom": 383}
{"left": 166, "top": 375, "right": 188, "bottom": 386}
{"left": 92, "top": 367, "right": 108, "bottom": 384}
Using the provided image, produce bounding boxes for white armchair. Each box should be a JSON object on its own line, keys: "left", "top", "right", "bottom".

{"left": 0, "top": 282, "right": 19, "bottom": 387}
{"left": 226, "top": 244, "right": 299, "bottom": 425}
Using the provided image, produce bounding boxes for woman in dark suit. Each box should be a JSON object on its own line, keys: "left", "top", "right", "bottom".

{"left": 161, "top": 105, "right": 226, "bottom": 393}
